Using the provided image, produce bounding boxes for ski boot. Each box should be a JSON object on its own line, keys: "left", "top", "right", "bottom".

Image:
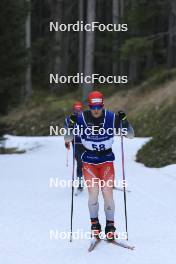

{"left": 91, "top": 218, "right": 102, "bottom": 239}
{"left": 105, "top": 220, "right": 117, "bottom": 241}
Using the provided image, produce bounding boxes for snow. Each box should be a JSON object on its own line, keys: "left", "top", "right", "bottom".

{"left": 0, "top": 135, "right": 176, "bottom": 264}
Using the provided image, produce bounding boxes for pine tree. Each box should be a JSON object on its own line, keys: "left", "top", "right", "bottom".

{"left": 0, "top": 0, "right": 27, "bottom": 114}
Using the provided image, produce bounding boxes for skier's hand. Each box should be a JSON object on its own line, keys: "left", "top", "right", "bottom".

{"left": 118, "top": 111, "right": 127, "bottom": 121}
{"left": 65, "top": 142, "right": 70, "bottom": 150}
{"left": 69, "top": 114, "right": 77, "bottom": 126}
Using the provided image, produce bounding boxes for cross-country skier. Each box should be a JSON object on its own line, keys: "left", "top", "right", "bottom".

{"left": 64, "top": 101, "right": 85, "bottom": 191}
{"left": 65, "top": 91, "right": 134, "bottom": 240}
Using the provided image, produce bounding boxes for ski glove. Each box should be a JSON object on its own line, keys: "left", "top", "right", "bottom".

{"left": 118, "top": 111, "right": 127, "bottom": 121}
{"left": 69, "top": 114, "right": 77, "bottom": 126}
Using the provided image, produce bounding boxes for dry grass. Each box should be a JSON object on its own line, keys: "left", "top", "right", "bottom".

{"left": 105, "top": 79, "right": 176, "bottom": 115}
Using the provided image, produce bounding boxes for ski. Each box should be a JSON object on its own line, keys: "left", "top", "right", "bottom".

{"left": 88, "top": 238, "right": 101, "bottom": 252}
{"left": 104, "top": 239, "right": 135, "bottom": 250}
{"left": 88, "top": 237, "right": 134, "bottom": 252}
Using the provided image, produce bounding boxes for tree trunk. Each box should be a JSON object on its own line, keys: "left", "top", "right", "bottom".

{"left": 25, "top": 0, "right": 32, "bottom": 98}
{"left": 120, "top": 0, "right": 124, "bottom": 18}
{"left": 128, "top": 0, "right": 138, "bottom": 83}
{"left": 112, "top": 0, "right": 120, "bottom": 77}
{"left": 62, "top": 31, "right": 70, "bottom": 77}
{"left": 83, "top": 0, "right": 96, "bottom": 101}
{"left": 167, "top": 0, "right": 176, "bottom": 68}
{"left": 79, "top": 0, "right": 84, "bottom": 75}
{"left": 50, "top": 0, "right": 63, "bottom": 91}
{"left": 119, "top": 0, "right": 125, "bottom": 76}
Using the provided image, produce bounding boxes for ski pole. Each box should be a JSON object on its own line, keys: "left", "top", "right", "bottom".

{"left": 70, "top": 134, "right": 76, "bottom": 242}
{"left": 120, "top": 120, "right": 129, "bottom": 240}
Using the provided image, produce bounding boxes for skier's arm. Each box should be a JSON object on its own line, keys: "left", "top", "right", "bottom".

{"left": 115, "top": 111, "right": 135, "bottom": 139}
{"left": 64, "top": 116, "right": 69, "bottom": 129}
{"left": 64, "top": 114, "right": 77, "bottom": 143}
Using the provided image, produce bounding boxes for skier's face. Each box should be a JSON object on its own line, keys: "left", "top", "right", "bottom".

{"left": 90, "top": 108, "right": 103, "bottom": 118}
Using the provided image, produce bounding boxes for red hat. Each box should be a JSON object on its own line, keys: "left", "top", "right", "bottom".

{"left": 88, "top": 91, "right": 104, "bottom": 109}
{"left": 73, "top": 101, "right": 83, "bottom": 111}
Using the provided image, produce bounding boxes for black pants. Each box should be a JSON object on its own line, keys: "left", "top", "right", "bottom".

{"left": 74, "top": 144, "right": 85, "bottom": 179}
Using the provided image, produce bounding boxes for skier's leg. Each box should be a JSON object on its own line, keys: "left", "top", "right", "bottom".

{"left": 83, "top": 163, "right": 100, "bottom": 218}
{"left": 88, "top": 185, "right": 99, "bottom": 219}
{"left": 83, "top": 163, "right": 101, "bottom": 237}
{"left": 100, "top": 162, "right": 116, "bottom": 240}
{"left": 101, "top": 186, "right": 115, "bottom": 221}
{"left": 100, "top": 162, "right": 115, "bottom": 221}
{"left": 102, "top": 185, "right": 116, "bottom": 240}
